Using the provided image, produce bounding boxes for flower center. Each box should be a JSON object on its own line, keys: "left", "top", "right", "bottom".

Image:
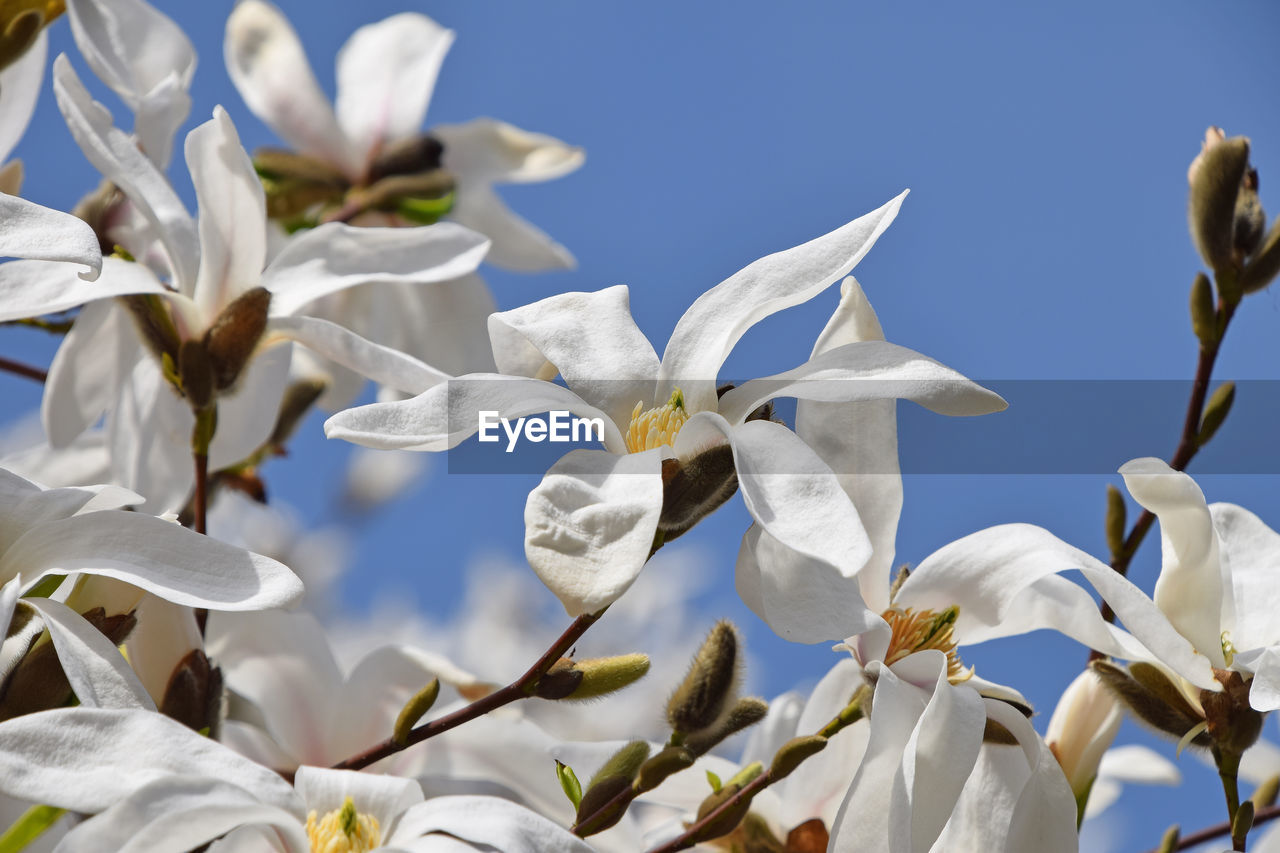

{"left": 306, "top": 796, "right": 381, "bottom": 853}
{"left": 625, "top": 388, "right": 690, "bottom": 453}
{"left": 1221, "top": 631, "right": 1236, "bottom": 667}
{"left": 881, "top": 606, "right": 972, "bottom": 684}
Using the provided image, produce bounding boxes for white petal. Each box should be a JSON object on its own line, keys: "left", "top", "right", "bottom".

{"left": 58, "top": 775, "right": 306, "bottom": 853}
{"left": 223, "top": 0, "right": 359, "bottom": 175}
{"left": 0, "top": 707, "right": 298, "bottom": 813}
{"left": 267, "top": 315, "right": 443, "bottom": 396}
{"left": 900, "top": 523, "right": 1216, "bottom": 689}
{"left": 0, "top": 468, "right": 139, "bottom": 549}
{"left": 121, "top": 594, "right": 200, "bottom": 704}
{"left": 0, "top": 256, "right": 164, "bottom": 324}
{"left": 1095, "top": 744, "right": 1180, "bottom": 786}
{"left": 325, "top": 374, "right": 623, "bottom": 453}
{"left": 718, "top": 340, "right": 1007, "bottom": 425}
{"left": 659, "top": 191, "right": 907, "bottom": 413}
{"left": 524, "top": 448, "right": 663, "bottom": 616}
{"left": 132, "top": 72, "right": 189, "bottom": 168}
{"left": 0, "top": 30, "right": 45, "bottom": 163}
{"left": 1121, "top": 458, "right": 1227, "bottom": 667}
{"left": 0, "top": 195, "right": 101, "bottom": 277}
{"left": 488, "top": 285, "right": 660, "bottom": 428}
{"left": 983, "top": 699, "right": 1079, "bottom": 853}
{"left": 263, "top": 221, "right": 490, "bottom": 317}
{"left": 1213, "top": 503, "right": 1280, "bottom": 651}
{"left": 448, "top": 183, "right": 575, "bottom": 272}
{"left": 435, "top": 118, "right": 584, "bottom": 184}
{"left": 735, "top": 524, "right": 880, "bottom": 644}
{"left": 1237, "top": 646, "right": 1280, "bottom": 712}
{"left": 206, "top": 341, "right": 292, "bottom": 471}
{"left": 206, "top": 610, "right": 341, "bottom": 766}
{"left": 0, "top": 510, "right": 303, "bottom": 610}
{"left": 19, "top": 597, "right": 154, "bottom": 711}
{"left": 51, "top": 56, "right": 198, "bottom": 291}
{"left": 186, "top": 108, "right": 267, "bottom": 321}
{"left": 388, "top": 796, "right": 596, "bottom": 852}
{"left": 105, "top": 357, "right": 196, "bottom": 513}
{"left": 795, "top": 278, "right": 900, "bottom": 613}
{"left": 335, "top": 13, "right": 453, "bottom": 164}
{"left": 42, "top": 298, "right": 134, "bottom": 448}
{"left": 296, "top": 766, "right": 422, "bottom": 831}
{"left": 66, "top": 0, "right": 196, "bottom": 109}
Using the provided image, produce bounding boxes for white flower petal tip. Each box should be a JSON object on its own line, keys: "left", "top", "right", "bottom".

{"left": 524, "top": 449, "right": 664, "bottom": 616}
{"left": 0, "top": 194, "right": 103, "bottom": 279}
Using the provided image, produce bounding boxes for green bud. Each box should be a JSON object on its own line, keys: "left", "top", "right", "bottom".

{"left": 667, "top": 620, "right": 741, "bottom": 736}
{"left": 253, "top": 148, "right": 348, "bottom": 186}
{"left": 1242, "top": 218, "right": 1280, "bottom": 294}
{"left": 1155, "top": 825, "right": 1179, "bottom": 853}
{"left": 657, "top": 446, "right": 739, "bottom": 542}
{"left": 1189, "top": 272, "right": 1217, "bottom": 347}
{"left": 264, "top": 181, "right": 345, "bottom": 223}
{"left": 159, "top": 649, "right": 223, "bottom": 737}
{"left": 1188, "top": 135, "right": 1251, "bottom": 276}
{"left": 203, "top": 287, "right": 271, "bottom": 391}
{"left": 575, "top": 740, "right": 650, "bottom": 833}
{"left": 178, "top": 340, "right": 214, "bottom": 410}
{"left": 634, "top": 745, "right": 695, "bottom": 794}
{"left": 1254, "top": 775, "right": 1280, "bottom": 810}
{"left": 1105, "top": 484, "right": 1127, "bottom": 561}
{"left": 533, "top": 658, "right": 583, "bottom": 700}
{"left": 769, "top": 735, "right": 827, "bottom": 782}
{"left": 817, "top": 683, "right": 872, "bottom": 739}
{"left": 1091, "top": 660, "right": 1210, "bottom": 748}
{"left": 586, "top": 740, "right": 650, "bottom": 792}
{"left": 1233, "top": 799, "right": 1255, "bottom": 849}
{"left": 565, "top": 654, "right": 650, "bottom": 700}
{"left": 555, "top": 760, "right": 583, "bottom": 810}
{"left": 684, "top": 696, "right": 769, "bottom": 756}
{"left": 1197, "top": 381, "right": 1235, "bottom": 447}
{"left": 689, "top": 763, "right": 764, "bottom": 845}
{"left": 396, "top": 193, "right": 456, "bottom": 226}
{"left": 357, "top": 171, "right": 456, "bottom": 213}
{"left": 392, "top": 679, "right": 440, "bottom": 746}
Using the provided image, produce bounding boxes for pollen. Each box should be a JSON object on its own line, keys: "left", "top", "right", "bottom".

{"left": 881, "top": 606, "right": 973, "bottom": 684}
{"left": 625, "top": 388, "right": 690, "bottom": 453}
{"left": 306, "top": 796, "right": 381, "bottom": 853}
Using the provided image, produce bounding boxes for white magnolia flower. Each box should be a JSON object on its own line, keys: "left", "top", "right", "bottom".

{"left": 0, "top": 707, "right": 598, "bottom": 852}
{"left": 0, "top": 58, "right": 489, "bottom": 510}
{"left": 328, "top": 193, "right": 1004, "bottom": 617}
{"left": 224, "top": 0, "right": 583, "bottom": 272}
{"left": 0, "top": 466, "right": 300, "bottom": 722}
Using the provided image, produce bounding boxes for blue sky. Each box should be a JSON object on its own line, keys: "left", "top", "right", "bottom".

{"left": 4, "top": 1, "right": 1280, "bottom": 848}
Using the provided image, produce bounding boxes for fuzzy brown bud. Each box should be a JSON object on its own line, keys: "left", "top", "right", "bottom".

{"left": 367, "top": 134, "right": 445, "bottom": 183}
{"left": 120, "top": 293, "right": 181, "bottom": 365}
{"left": 668, "top": 620, "right": 741, "bottom": 736}
{"left": 533, "top": 658, "right": 584, "bottom": 700}
{"left": 658, "top": 446, "right": 738, "bottom": 542}
{"left": 268, "top": 378, "right": 329, "bottom": 449}
{"left": 1241, "top": 219, "right": 1280, "bottom": 294}
{"left": 1201, "top": 669, "right": 1263, "bottom": 755}
{"left": 178, "top": 340, "right": 214, "bottom": 410}
{"left": 203, "top": 287, "right": 271, "bottom": 391}
{"left": 159, "top": 649, "right": 223, "bottom": 736}
{"left": 1188, "top": 133, "right": 1251, "bottom": 276}
{"left": 1091, "top": 660, "right": 1210, "bottom": 748}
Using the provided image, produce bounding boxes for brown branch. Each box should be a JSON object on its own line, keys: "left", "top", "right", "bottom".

{"left": 1142, "top": 803, "right": 1280, "bottom": 852}
{"left": 0, "top": 354, "right": 47, "bottom": 383}
{"left": 331, "top": 610, "right": 603, "bottom": 771}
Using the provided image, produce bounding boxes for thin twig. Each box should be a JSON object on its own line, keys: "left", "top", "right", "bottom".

{"left": 331, "top": 610, "right": 603, "bottom": 771}
{"left": 1143, "top": 804, "right": 1280, "bottom": 852}
{"left": 645, "top": 770, "right": 775, "bottom": 853}
{"left": 0, "top": 354, "right": 47, "bottom": 383}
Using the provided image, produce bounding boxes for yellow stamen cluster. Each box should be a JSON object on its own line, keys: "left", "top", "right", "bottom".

{"left": 881, "top": 606, "right": 972, "bottom": 684}
{"left": 306, "top": 796, "right": 381, "bottom": 853}
{"left": 1221, "top": 631, "right": 1237, "bottom": 667}
{"left": 625, "top": 388, "right": 690, "bottom": 453}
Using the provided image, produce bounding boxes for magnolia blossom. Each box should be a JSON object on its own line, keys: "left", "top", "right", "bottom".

{"left": 0, "top": 59, "right": 488, "bottom": 510}
{"left": 0, "top": 707, "right": 597, "bottom": 852}
{"left": 327, "top": 193, "right": 1005, "bottom": 617}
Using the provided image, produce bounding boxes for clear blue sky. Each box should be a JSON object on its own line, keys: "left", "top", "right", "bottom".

{"left": 4, "top": 2, "right": 1280, "bottom": 849}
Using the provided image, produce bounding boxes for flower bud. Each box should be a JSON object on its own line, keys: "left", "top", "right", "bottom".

{"left": 1090, "top": 660, "right": 1210, "bottom": 748}
{"left": 159, "top": 649, "right": 223, "bottom": 736}
{"left": 178, "top": 340, "right": 214, "bottom": 410}
{"left": 1105, "top": 484, "right": 1127, "bottom": 560}
{"left": 1201, "top": 669, "right": 1263, "bottom": 756}
{"left": 1189, "top": 272, "right": 1217, "bottom": 347}
{"left": 657, "top": 445, "right": 738, "bottom": 542}
{"left": 1045, "top": 670, "right": 1122, "bottom": 800}
{"left": 684, "top": 696, "right": 769, "bottom": 756}
{"left": 634, "top": 745, "right": 695, "bottom": 794}
{"left": 1233, "top": 800, "right": 1255, "bottom": 849}
{"left": 268, "top": 378, "right": 329, "bottom": 449}
{"left": 1156, "top": 825, "right": 1180, "bottom": 853}
{"left": 690, "top": 762, "right": 763, "bottom": 844}
{"left": 533, "top": 658, "right": 583, "bottom": 700}
{"left": 667, "top": 620, "right": 741, "bottom": 736}
{"left": 769, "top": 735, "right": 828, "bottom": 782}
{"left": 1187, "top": 130, "right": 1251, "bottom": 276}
{"left": 392, "top": 679, "right": 440, "bottom": 746}
{"left": 120, "top": 293, "right": 181, "bottom": 366}
{"left": 574, "top": 740, "right": 650, "bottom": 833}
{"left": 367, "top": 134, "right": 446, "bottom": 183}
{"left": 203, "top": 287, "right": 271, "bottom": 391}
{"left": 253, "top": 148, "right": 348, "bottom": 186}
{"left": 1196, "top": 381, "right": 1235, "bottom": 447}
{"left": 566, "top": 654, "right": 650, "bottom": 700}
{"left": 356, "top": 171, "right": 455, "bottom": 215}
{"left": 1241, "top": 219, "right": 1280, "bottom": 294}
{"left": 1253, "top": 775, "right": 1280, "bottom": 810}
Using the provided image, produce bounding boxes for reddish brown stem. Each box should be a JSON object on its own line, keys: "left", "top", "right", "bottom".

{"left": 0, "top": 354, "right": 47, "bottom": 383}
{"left": 331, "top": 611, "right": 602, "bottom": 771}
{"left": 1142, "top": 803, "right": 1280, "bottom": 852}
{"left": 644, "top": 770, "right": 775, "bottom": 853}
